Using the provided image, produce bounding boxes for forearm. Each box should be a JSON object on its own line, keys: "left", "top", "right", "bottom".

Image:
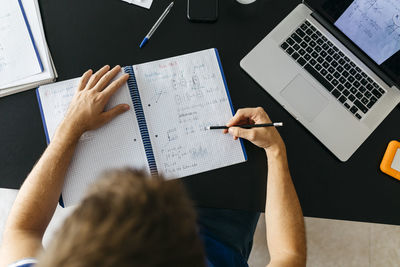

{"left": 4, "top": 122, "right": 80, "bottom": 236}
{"left": 265, "top": 147, "right": 306, "bottom": 266}
{"left": 0, "top": 66, "right": 128, "bottom": 266}
{"left": 225, "top": 107, "right": 306, "bottom": 265}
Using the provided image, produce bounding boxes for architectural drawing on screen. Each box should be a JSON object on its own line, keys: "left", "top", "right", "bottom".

{"left": 335, "top": 0, "right": 400, "bottom": 64}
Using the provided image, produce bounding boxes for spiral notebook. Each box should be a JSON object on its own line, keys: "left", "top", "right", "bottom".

{"left": 37, "top": 48, "right": 247, "bottom": 207}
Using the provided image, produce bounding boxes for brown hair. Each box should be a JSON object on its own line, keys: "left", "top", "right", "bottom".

{"left": 37, "top": 169, "right": 206, "bottom": 267}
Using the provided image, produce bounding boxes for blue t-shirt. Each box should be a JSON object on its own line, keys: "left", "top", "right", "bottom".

{"left": 201, "top": 231, "right": 248, "bottom": 267}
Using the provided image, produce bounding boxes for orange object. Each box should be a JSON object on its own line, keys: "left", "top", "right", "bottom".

{"left": 380, "top": 141, "right": 400, "bottom": 180}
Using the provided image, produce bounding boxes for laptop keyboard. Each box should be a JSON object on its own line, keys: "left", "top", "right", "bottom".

{"left": 280, "top": 20, "right": 386, "bottom": 120}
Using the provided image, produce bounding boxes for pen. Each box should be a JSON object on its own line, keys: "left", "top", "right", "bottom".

{"left": 139, "top": 2, "right": 174, "bottom": 48}
{"left": 206, "top": 122, "right": 283, "bottom": 130}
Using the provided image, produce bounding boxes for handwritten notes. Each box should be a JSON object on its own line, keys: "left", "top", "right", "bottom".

{"left": 38, "top": 79, "right": 77, "bottom": 141}
{"left": 37, "top": 49, "right": 245, "bottom": 206}
{"left": 37, "top": 74, "right": 148, "bottom": 206}
{"left": 0, "top": 0, "right": 57, "bottom": 96}
{"left": 0, "top": 0, "right": 42, "bottom": 86}
{"left": 134, "top": 48, "right": 246, "bottom": 178}
{"left": 335, "top": 0, "right": 400, "bottom": 64}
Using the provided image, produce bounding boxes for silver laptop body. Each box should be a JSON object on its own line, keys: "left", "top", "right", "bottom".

{"left": 240, "top": 3, "right": 400, "bottom": 161}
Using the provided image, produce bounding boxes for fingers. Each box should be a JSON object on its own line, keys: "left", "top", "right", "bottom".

{"left": 101, "top": 104, "right": 130, "bottom": 125}
{"left": 226, "top": 107, "right": 270, "bottom": 127}
{"left": 101, "top": 73, "right": 130, "bottom": 99}
{"left": 226, "top": 108, "right": 255, "bottom": 127}
{"left": 86, "top": 65, "right": 110, "bottom": 89}
{"left": 77, "top": 69, "right": 93, "bottom": 91}
{"left": 93, "top": 65, "right": 122, "bottom": 92}
{"left": 228, "top": 127, "right": 254, "bottom": 141}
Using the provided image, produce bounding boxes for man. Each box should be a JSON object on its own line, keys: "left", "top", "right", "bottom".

{"left": 0, "top": 65, "right": 306, "bottom": 267}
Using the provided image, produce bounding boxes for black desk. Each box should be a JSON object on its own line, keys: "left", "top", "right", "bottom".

{"left": 1, "top": 0, "right": 400, "bottom": 225}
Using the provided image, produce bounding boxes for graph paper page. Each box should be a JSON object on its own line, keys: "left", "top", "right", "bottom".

{"left": 134, "top": 48, "right": 246, "bottom": 179}
{"left": 37, "top": 73, "right": 148, "bottom": 206}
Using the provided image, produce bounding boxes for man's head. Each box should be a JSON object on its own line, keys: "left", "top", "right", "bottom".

{"left": 37, "top": 169, "right": 206, "bottom": 267}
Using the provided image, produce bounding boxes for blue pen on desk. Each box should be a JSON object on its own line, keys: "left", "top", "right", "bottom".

{"left": 139, "top": 2, "right": 174, "bottom": 48}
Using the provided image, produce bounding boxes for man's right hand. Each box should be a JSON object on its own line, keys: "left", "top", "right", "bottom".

{"left": 225, "top": 107, "right": 285, "bottom": 154}
{"left": 227, "top": 108, "right": 306, "bottom": 267}
{"left": 228, "top": 107, "right": 306, "bottom": 266}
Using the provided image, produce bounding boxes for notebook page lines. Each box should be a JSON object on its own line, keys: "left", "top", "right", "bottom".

{"left": 38, "top": 73, "right": 148, "bottom": 206}
{"left": 134, "top": 49, "right": 245, "bottom": 179}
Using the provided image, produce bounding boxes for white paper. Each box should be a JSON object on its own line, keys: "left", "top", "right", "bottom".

{"left": 37, "top": 74, "right": 148, "bottom": 207}
{"left": 0, "top": 0, "right": 55, "bottom": 89}
{"left": 134, "top": 48, "right": 246, "bottom": 179}
{"left": 121, "top": 0, "right": 153, "bottom": 9}
{"left": 0, "top": 0, "right": 56, "bottom": 97}
{"left": 0, "top": 0, "right": 42, "bottom": 86}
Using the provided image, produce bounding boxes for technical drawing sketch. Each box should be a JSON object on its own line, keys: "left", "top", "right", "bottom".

{"left": 335, "top": 0, "right": 400, "bottom": 64}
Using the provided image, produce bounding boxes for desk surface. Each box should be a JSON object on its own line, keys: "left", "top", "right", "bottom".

{"left": 1, "top": 0, "right": 400, "bottom": 225}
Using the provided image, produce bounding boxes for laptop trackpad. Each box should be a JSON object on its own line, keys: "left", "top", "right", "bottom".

{"left": 280, "top": 75, "right": 329, "bottom": 122}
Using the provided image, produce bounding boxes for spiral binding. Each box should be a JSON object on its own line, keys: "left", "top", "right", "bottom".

{"left": 124, "top": 66, "right": 158, "bottom": 176}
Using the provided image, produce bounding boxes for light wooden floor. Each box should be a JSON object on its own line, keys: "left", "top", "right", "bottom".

{"left": 248, "top": 214, "right": 400, "bottom": 267}
{"left": 2, "top": 188, "right": 400, "bottom": 266}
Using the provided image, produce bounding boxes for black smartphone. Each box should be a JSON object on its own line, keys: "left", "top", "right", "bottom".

{"left": 187, "top": 0, "right": 218, "bottom": 22}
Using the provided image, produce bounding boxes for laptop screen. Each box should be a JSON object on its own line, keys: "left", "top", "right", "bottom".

{"left": 306, "top": 0, "right": 400, "bottom": 87}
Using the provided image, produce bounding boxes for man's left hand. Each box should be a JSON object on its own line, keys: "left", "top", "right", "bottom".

{"left": 60, "top": 65, "right": 130, "bottom": 140}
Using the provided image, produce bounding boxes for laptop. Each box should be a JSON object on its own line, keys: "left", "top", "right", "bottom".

{"left": 240, "top": 0, "right": 400, "bottom": 161}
